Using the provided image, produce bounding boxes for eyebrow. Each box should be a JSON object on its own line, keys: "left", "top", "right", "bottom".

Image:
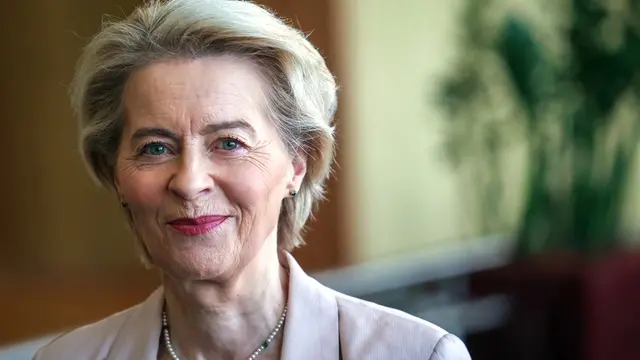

{"left": 130, "top": 119, "right": 257, "bottom": 143}
{"left": 203, "top": 119, "right": 256, "bottom": 138}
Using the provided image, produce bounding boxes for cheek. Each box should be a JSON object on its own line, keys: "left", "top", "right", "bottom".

{"left": 221, "top": 176, "right": 273, "bottom": 207}
{"left": 220, "top": 161, "right": 288, "bottom": 208}
{"left": 117, "top": 168, "right": 168, "bottom": 207}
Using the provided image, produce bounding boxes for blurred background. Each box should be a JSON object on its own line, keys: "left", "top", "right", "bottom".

{"left": 2, "top": 0, "right": 640, "bottom": 359}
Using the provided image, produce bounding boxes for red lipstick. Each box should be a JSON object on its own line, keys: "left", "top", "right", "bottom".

{"left": 168, "top": 215, "right": 228, "bottom": 236}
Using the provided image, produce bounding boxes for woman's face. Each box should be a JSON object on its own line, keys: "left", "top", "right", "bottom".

{"left": 114, "top": 55, "right": 305, "bottom": 281}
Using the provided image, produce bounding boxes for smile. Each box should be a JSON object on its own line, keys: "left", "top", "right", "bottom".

{"left": 167, "top": 215, "right": 229, "bottom": 236}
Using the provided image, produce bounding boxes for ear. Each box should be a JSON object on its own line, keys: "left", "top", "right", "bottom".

{"left": 289, "top": 151, "right": 307, "bottom": 193}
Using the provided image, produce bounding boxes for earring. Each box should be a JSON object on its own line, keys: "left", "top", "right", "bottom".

{"left": 121, "top": 201, "right": 128, "bottom": 208}
{"left": 290, "top": 190, "right": 297, "bottom": 197}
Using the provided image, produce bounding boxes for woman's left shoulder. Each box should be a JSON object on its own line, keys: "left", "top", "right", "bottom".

{"left": 334, "top": 293, "right": 471, "bottom": 359}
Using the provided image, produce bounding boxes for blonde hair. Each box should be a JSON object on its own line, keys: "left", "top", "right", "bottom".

{"left": 71, "top": 0, "right": 337, "bottom": 264}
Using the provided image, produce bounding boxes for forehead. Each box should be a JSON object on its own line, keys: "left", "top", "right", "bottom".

{"left": 122, "top": 56, "right": 269, "bottom": 130}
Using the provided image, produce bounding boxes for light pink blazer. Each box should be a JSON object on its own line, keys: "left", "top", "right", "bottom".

{"left": 34, "top": 253, "right": 471, "bottom": 359}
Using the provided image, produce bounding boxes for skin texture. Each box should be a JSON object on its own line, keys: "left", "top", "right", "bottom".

{"left": 114, "top": 55, "right": 306, "bottom": 360}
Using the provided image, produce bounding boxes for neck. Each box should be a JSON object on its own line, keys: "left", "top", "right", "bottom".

{"left": 162, "top": 239, "right": 288, "bottom": 360}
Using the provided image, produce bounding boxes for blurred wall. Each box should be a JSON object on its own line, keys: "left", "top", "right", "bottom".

{"left": 338, "top": 0, "right": 484, "bottom": 263}
{"left": 0, "top": 0, "right": 143, "bottom": 275}
{"left": 0, "top": 0, "right": 151, "bottom": 346}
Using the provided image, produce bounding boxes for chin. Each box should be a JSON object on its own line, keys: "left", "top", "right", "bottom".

{"left": 160, "top": 248, "right": 241, "bottom": 281}
{"left": 149, "top": 224, "right": 253, "bottom": 281}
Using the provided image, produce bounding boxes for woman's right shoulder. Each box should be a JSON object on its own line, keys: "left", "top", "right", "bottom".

{"left": 32, "top": 303, "right": 142, "bottom": 360}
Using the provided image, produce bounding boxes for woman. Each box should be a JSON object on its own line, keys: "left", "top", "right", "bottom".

{"left": 34, "top": 0, "right": 471, "bottom": 359}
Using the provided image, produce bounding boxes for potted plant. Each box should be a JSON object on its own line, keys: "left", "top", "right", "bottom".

{"left": 437, "top": 1, "right": 640, "bottom": 358}
{"left": 438, "top": 0, "right": 640, "bottom": 259}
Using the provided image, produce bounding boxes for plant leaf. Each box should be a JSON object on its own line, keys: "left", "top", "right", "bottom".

{"left": 495, "top": 16, "right": 547, "bottom": 120}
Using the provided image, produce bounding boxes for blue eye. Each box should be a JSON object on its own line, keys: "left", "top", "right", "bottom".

{"left": 220, "top": 139, "right": 239, "bottom": 151}
{"left": 142, "top": 142, "right": 168, "bottom": 156}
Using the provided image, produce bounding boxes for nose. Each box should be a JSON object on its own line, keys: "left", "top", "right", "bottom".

{"left": 168, "top": 151, "right": 214, "bottom": 201}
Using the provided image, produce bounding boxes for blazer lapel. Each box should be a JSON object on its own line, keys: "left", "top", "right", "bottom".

{"left": 280, "top": 252, "right": 340, "bottom": 360}
{"left": 106, "top": 287, "right": 163, "bottom": 360}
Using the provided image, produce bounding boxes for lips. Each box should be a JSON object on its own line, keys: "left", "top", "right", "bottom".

{"left": 167, "top": 215, "right": 229, "bottom": 236}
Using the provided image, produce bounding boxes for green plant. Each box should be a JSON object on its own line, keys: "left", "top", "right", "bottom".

{"left": 438, "top": 0, "right": 640, "bottom": 256}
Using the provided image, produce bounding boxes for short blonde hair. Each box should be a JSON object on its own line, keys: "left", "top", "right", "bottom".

{"left": 71, "top": 0, "right": 337, "bottom": 262}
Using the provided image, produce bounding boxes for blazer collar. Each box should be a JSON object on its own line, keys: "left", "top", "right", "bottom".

{"left": 106, "top": 287, "right": 163, "bottom": 360}
{"left": 281, "top": 252, "right": 340, "bottom": 360}
{"left": 106, "top": 252, "right": 340, "bottom": 360}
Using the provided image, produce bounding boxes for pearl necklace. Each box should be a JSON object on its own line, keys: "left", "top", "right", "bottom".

{"left": 161, "top": 306, "right": 288, "bottom": 360}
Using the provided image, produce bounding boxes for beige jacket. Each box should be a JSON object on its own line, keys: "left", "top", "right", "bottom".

{"left": 34, "top": 253, "right": 471, "bottom": 359}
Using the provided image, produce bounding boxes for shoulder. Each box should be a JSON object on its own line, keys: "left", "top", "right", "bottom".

{"left": 333, "top": 292, "right": 471, "bottom": 359}
{"left": 32, "top": 304, "right": 141, "bottom": 360}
